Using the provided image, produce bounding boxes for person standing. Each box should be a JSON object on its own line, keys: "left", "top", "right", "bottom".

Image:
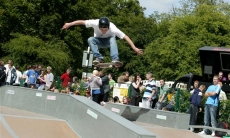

{"left": 218, "top": 71, "right": 226, "bottom": 82}
{"left": 199, "top": 75, "right": 221, "bottom": 137}
{"left": 117, "top": 72, "right": 129, "bottom": 83}
{"left": 4, "top": 59, "right": 15, "bottom": 71}
{"left": 35, "top": 65, "right": 42, "bottom": 88}
{"left": 190, "top": 80, "right": 199, "bottom": 94}
{"left": 60, "top": 68, "right": 71, "bottom": 87}
{"left": 189, "top": 85, "right": 206, "bottom": 131}
{"left": 38, "top": 69, "right": 47, "bottom": 90}
{"left": 155, "top": 79, "right": 169, "bottom": 110}
{"left": 0, "top": 60, "right": 6, "bottom": 86}
{"left": 108, "top": 73, "right": 115, "bottom": 91}
{"left": 45, "top": 66, "right": 54, "bottom": 91}
{"left": 5, "top": 62, "right": 17, "bottom": 85}
{"left": 27, "top": 65, "right": 38, "bottom": 88}
{"left": 108, "top": 73, "right": 115, "bottom": 100}
{"left": 142, "top": 72, "right": 157, "bottom": 108}
{"left": 99, "top": 70, "right": 110, "bottom": 102}
{"left": 13, "top": 65, "right": 22, "bottom": 86}
{"left": 130, "top": 74, "right": 142, "bottom": 106}
{"left": 89, "top": 70, "right": 102, "bottom": 104}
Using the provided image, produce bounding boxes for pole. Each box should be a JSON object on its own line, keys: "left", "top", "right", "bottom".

{"left": 175, "top": 88, "right": 181, "bottom": 112}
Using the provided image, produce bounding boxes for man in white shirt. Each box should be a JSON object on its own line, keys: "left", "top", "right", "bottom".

{"left": 13, "top": 65, "right": 22, "bottom": 86}
{"left": 62, "top": 17, "right": 142, "bottom": 64}
{"left": 4, "top": 59, "right": 15, "bottom": 74}
{"left": 142, "top": 72, "right": 157, "bottom": 108}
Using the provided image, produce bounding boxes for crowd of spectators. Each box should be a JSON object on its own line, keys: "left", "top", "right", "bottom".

{"left": 0, "top": 59, "right": 88, "bottom": 95}
{"left": 1, "top": 59, "right": 230, "bottom": 136}
{"left": 0, "top": 59, "right": 172, "bottom": 110}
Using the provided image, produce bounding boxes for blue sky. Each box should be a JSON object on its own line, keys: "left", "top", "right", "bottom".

{"left": 139, "top": 0, "right": 230, "bottom": 16}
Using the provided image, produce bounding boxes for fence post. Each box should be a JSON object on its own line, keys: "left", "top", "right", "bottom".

{"left": 57, "top": 76, "right": 61, "bottom": 89}
{"left": 175, "top": 88, "right": 181, "bottom": 112}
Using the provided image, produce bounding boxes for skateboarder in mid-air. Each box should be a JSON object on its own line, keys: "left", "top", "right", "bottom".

{"left": 62, "top": 17, "right": 143, "bottom": 66}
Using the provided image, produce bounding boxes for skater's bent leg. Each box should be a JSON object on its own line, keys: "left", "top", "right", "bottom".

{"left": 88, "top": 37, "right": 103, "bottom": 59}
{"left": 109, "top": 37, "right": 119, "bottom": 60}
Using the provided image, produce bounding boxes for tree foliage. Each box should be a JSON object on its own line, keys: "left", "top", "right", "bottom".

{"left": 1, "top": 0, "right": 230, "bottom": 80}
{"left": 1, "top": 34, "right": 71, "bottom": 74}
{"left": 145, "top": 0, "right": 230, "bottom": 80}
{"left": 0, "top": 0, "right": 155, "bottom": 77}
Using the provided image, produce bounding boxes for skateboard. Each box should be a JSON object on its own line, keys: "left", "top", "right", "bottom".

{"left": 93, "top": 62, "right": 123, "bottom": 69}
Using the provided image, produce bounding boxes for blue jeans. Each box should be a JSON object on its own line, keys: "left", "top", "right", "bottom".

{"left": 87, "top": 36, "right": 119, "bottom": 60}
{"left": 142, "top": 97, "right": 154, "bottom": 108}
{"left": 38, "top": 85, "right": 45, "bottom": 90}
{"left": 204, "top": 104, "right": 218, "bottom": 133}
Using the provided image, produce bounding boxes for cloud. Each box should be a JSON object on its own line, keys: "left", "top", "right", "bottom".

{"left": 139, "top": 0, "right": 230, "bottom": 16}
{"left": 139, "top": 0, "right": 180, "bottom": 15}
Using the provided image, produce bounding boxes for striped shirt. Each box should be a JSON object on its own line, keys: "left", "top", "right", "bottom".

{"left": 143, "top": 79, "right": 157, "bottom": 99}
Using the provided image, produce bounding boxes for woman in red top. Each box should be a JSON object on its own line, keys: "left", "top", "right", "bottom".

{"left": 60, "top": 68, "right": 71, "bottom": 87}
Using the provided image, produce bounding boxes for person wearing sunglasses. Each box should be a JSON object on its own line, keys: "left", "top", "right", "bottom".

{"left": 62, "top": 17, "right": 143, "bottom": 64}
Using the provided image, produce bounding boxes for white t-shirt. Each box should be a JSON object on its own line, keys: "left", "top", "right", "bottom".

{"left": 46, "top": 73, "right": 54, "bottom": 87}
{"left": 85, "top": 19, "right": 126, "bottom": 39}
{"left": 6, "top": 69, "right": 12, "bottom": 83}
{"left": 15, "top": 70, "right": 22, "bottom": 84}
{"left": 4, "top": 64, "right": 15, "bottom": 74}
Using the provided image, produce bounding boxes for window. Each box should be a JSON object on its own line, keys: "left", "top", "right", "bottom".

{"left": 220, "top": 53, "right": 230, "bottom": 71}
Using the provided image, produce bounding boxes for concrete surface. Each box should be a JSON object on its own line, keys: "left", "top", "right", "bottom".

{"left": 0, "top": 106, "right": 80, "bottom": 138}
{"left": 0, "top": 86, "right": 221, "bottom": 138}
{"left": 105, "top": 102, "right": 190, "bottom": 129}
{"left": 0, "top": 86, "right": 156, "bottom": 138}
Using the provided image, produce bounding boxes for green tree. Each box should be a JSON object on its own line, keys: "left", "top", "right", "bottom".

{"left": 0, "top": 0, "right": 156, "bottom": 78}
{"left": 1, "top": 34, "right": 71, "bottom": 75}
{"left": 144, "top": 2, "right": 230, "bottom": 80}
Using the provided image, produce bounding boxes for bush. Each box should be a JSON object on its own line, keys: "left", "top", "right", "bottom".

{"left": 176, "top": 88, "right": 230, "bottom": 125}
{"left": 219, "top": 100, "right": 230, "bottom": 125}
{"left": 176, "top": 89, "right": 191, "bottom": 113}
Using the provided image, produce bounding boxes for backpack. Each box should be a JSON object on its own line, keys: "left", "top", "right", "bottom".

{"left": 215, "top": 122, "right": 228, "bottom": 137}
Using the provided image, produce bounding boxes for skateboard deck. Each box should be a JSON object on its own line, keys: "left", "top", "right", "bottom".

{"left": 93, "top": 62, "right": 123, "bottom": 68}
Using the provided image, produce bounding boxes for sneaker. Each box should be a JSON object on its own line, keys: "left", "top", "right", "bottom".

{"left": 93, "top": 58, "right": 103, "bottom": 64}
{"left": 211, "top": 132, "right": 215, "bottom": 137}
{"left": 112, "top": 59, "right": 120, "bottom": 63}
{"left": 199, "top": 131, "right": 206, "bottom": 135}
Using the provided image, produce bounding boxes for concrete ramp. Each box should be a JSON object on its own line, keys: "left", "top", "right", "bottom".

{"left": 0, "top": 86, "right": 156, "bottom": 138}
{"left": 0, "top": 106, "right": 79, "bottom": 138}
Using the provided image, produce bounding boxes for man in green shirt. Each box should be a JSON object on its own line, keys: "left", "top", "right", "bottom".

{"left": 109, "top": 73, "right": 115, "bottom": 89}
{"left": 156, "top": 79, "right": 169, "bottom": 110}
{"left": 108, "top": 73, "right": 115, "bottom": 101}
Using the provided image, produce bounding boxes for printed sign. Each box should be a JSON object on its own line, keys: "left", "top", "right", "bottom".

{"left": 47, "top": 95, "right": 56, "bottom": 100}
{"left": 87, "top": 109, "right": 98, "bottom": 119}
{"left": 36, "top": 93, "right": 42, "bottom": 97}
{"left": 156, "top": 115, "right": 167, "bottom": 120}
{"left": 6, "top": 90, "right": 14, "bottom": 94}
{"left": 111, "top": 108, "right": 120, "bottom": 113}
{"left": 113, "top": 88, "right": 128, "bottom": 102}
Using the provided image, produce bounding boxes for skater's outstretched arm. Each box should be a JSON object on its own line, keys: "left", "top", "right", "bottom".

{"left": 123, "top": 35, "right": 143, "bottom": 55}
{"left": 62, "top": 20, "right": 86, "bottom": 30}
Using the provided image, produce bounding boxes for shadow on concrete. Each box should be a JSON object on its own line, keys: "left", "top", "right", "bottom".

{"left": 121, "top": 106, "right": 150, "bottom": 121}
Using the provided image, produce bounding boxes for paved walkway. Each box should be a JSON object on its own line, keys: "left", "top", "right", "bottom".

{"left": 135, "top": 122, "right": 219, "bottom": 138}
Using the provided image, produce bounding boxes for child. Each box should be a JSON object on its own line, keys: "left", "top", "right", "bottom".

{"left": 189, "top": 85, "right": 206, "bottom": 131}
